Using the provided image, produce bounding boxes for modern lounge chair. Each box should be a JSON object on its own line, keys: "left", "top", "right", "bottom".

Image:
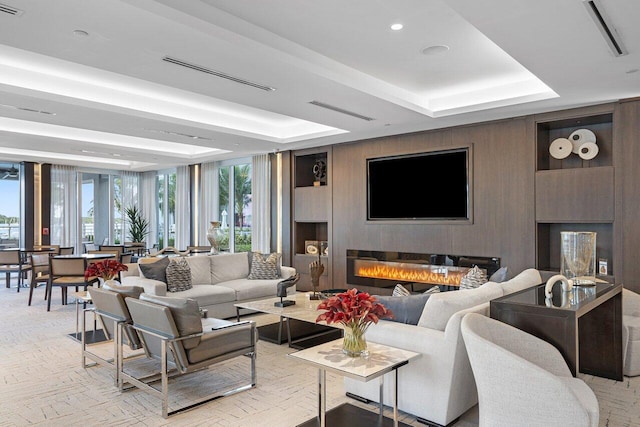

{"left": 82, "top": 285, "right": 146, "bottom": 386}
{"left": 124, "top": 294, "right": 257, "bottom": 418}
{"left": 461, "top": 312, "right": 599, "bottom": 427}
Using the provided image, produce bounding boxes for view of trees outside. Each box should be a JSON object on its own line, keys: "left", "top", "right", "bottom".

{"left": 157, "top": 172, "right": 176, "bottom": 248}
{"left": 218, "top": 162, "right": 252, "bottom": 252}
{"left": 0, "top": 167, "right": 21, "bottom": 247}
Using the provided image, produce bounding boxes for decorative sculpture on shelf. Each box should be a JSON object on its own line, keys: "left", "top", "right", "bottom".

{"left": 274, "top": 273, "right": 300, "bottom": 307}
{"left": 309, "top": 247, "right": 324, "bottom": 300}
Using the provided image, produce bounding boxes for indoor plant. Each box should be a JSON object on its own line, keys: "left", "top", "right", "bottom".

{"left": 316, "top": 288, "right": 393, "bottom": 357}
{"left": 85, "top": 259, "right": 128, "bottom": 284}
{"left": 125, "top": 205, "right": 150, "bottom": 244}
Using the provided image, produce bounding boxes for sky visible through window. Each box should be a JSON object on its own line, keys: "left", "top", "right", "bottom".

{"left": 0, "top": 180, "right": 19, "bottom": 218}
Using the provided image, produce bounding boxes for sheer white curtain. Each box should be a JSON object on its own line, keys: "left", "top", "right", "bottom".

{"left": 199, "top": 161, "right": 220, "bottom": 246}
{"left": 51, "top": 165, "right": 78, "bottom": 252}
{"left": 174, "top": 166, "right": 191, "bottom": 250}
{"left": 120, "top": 171, "right": 139, "bottom": 242}
{"left": 141, "top": 171, "right": 158, "bottom": 249}
{"left": 252, "top": 154, "right": 271, "bottom": 253}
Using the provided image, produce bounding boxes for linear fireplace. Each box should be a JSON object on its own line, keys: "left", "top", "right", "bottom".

{"left": 347, "top": 249, "right": 500, "bottom": 290}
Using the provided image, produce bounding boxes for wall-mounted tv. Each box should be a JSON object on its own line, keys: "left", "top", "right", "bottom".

{"left": 367, "top": 147, "right": 471, "bottom": 221}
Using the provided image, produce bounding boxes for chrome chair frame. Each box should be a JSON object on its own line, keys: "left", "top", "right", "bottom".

{"left": 121, "top": 302, "right": 257, "bottom": 418}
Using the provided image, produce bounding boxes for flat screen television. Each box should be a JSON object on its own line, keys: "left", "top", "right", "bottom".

{"left": 367, "top": 148, "right": 470, "bottom": 221}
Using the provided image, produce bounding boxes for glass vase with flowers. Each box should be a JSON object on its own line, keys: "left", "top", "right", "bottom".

{"left": 85, "top": 259, "right": 129, "bottom": 286}
{"left": 316, "top": 288, "right": 393, "bottom": 357}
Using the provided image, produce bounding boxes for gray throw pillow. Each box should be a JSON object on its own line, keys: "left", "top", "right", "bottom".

{"left": 139, "top": 257, "right": 170, "bottom": 283}
{"left": 489, "top": 266, "right": 509, "bottom": 283}
{"left": 375, "top": 293, "right": 432, "bottom": 325}
{"left": 247, "top": 252, "right": 281, "bottom": 280}
{"left": 166, "top": 258, "right": 193, "bottom": 292}
{"left": 139, "top": 293, "right": 202, "bottom": 349}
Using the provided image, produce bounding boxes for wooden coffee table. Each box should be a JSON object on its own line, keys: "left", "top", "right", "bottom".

{"left": 234, "top": 292, "right": 343, "bottom": 349}
{"left": 288, "top": 339, "right": 420, "bottom": 427}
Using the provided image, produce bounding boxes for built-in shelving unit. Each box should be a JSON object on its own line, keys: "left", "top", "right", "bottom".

{"left": 535, "top": 106, "right": 615, "bottom": 279}
{"left": 292, "top": 149, "right": 331, "bottom": 291}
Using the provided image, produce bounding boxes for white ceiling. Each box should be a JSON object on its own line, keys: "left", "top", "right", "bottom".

{"left": 0, "top": 0, "right": 638, "bottom": 171}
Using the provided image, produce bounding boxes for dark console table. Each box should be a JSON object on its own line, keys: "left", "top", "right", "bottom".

{"left": 490, "top": 282, "right": 622, "bottom": 380}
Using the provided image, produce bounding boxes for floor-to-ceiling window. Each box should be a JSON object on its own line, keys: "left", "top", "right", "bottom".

{"left": 218, "top": 159, "right": 252, "bottom": 252}
{"left": 0, "top": 162, "right": 21, "bottom": 249}
{"left": 157, "top": 170, "right": 176, "bottom": 248}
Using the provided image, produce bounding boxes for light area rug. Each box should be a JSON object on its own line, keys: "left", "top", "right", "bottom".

{"left": 0, "top": 283, "right": 637, "bottom": 426}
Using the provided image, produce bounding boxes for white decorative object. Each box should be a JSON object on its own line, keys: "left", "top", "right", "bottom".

{"left": 549, "top": 138, "right": 573, "bottom": 159}
{"left": 577, "top": 141, "right": 599, "bottom": 160}
{"left": 568, "top": 128, "right": 597, "bottom": 153}
{"left": 544, "top": 274, "right": 573, "bottom": 298}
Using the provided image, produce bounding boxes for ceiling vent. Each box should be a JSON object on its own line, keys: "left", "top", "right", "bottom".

{"left": 0, "top": 3, "right": 23, "bottom": 16}
{"left": 309, "top": 100, "right": 375, "bottom": 121}
{"left": 583, "top": 0, "right": 628, "bottom": 56}
{"left": 162, "top": 56, "right": 276, "bottom": 92}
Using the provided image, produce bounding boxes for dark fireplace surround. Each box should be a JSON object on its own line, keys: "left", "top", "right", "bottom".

{"left": 347, "top": 249, "right": 500, "bottom": 290}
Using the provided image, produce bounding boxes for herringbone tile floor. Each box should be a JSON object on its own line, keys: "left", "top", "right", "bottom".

{"left": 0, "top": 279, "right": 637, "bottom": 426}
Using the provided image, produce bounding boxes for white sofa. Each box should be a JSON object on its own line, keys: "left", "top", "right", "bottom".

{"left": 344, "top": 268, "right": 543, "bottom": 426}
{"left": 119, "top": 252, "right": 296, "bottom": 319}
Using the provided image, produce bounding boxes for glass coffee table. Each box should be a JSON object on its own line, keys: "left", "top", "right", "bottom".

{"left": 234, "top": 292, "right": 343, "bottom": 349}
{"left": 288, "top": 339, "right": 420, "bottom": 427}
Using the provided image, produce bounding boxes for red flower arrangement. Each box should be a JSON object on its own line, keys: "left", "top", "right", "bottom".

{"left": 85, "top": 259, "right": 128, "bottom": 281}
{"left": 316, "top": 288, "right": 393, "bottom": 356}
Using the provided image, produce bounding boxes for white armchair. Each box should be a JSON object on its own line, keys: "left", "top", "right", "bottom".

{"left": 461, "top": 312, "right": 599, "bottom": 427}
{"left": 622, "top": 288, "right": 640, "bottom": 376}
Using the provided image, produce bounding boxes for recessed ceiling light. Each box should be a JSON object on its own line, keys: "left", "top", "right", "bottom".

{"left": 422, "top": 45, "right": 450, "bottom": 56}
{"left": 390, "top": 23, "right": 403, "bottom": 31}
{"left": 73, "top": 30, "right": 89, "bottom": 37}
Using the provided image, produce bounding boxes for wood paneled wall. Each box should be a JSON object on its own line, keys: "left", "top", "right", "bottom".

{"left": 330, "top": 117, "right": 536, "bottom": 289}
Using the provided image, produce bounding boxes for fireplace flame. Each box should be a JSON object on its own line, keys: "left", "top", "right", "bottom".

{"left": 355, "top": 260, "right": 470, "bottom": 286}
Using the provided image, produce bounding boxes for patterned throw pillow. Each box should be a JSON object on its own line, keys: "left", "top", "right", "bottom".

{"left": 392, "top": 284, "right": 412, "bottom": 296}
{"left": 424, "top": 285, "right": 441, "bottom": 294}
{"left": 459, "top": 265, "right": 488, "bottom": 290}
{"left": 247, "top": 252, "right": 281, "bottom": 280}
{"left": 166, "top": 257, "right": 193, "bottom": 292}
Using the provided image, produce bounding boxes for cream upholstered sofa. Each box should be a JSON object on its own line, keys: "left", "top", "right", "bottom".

{"left": 344, "top": 268, "right": 543, "bottom": 426}
{"left": 119, "top": 252, "right": 296, "bottom": 319}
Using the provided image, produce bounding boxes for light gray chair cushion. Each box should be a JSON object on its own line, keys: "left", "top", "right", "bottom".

{"left": 102, "top": 281, "right": 144, "bottom": 299}
{"left": 500, "top": 268, "right": 542, "bottom": 295}
{"left": 139, "top": 293, "right": 202, "bottom": 349}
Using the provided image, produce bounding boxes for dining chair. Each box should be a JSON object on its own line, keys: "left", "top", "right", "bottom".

{"left": 47, "top": 257, "right": 98, "bottom": 311}
{"left": 99, "top": 245, "right": 125, "bottom": 256}
{"left": 59, "top": 246, "right": 75, "bottom": 255}
{"left": 0, "top": 249, "right": 32, "bottom": 291}
{"left": 28, "top": 252, "right": 51, "bottom": 305}
{"left": 34, "top": 245, "right": 60, "bottom": 255}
